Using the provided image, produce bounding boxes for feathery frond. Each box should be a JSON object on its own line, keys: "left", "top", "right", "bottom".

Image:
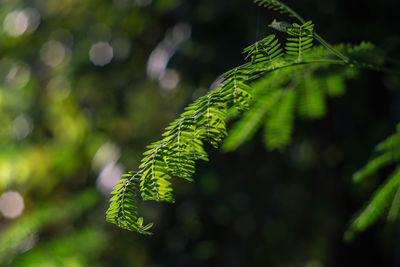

{"left": 346, "top": 124, "right": 400, "bottom": 239}
{"left": 222, "top": 86, "right": 282, "bottom": 152}
{"left": 222, "top": 66, "right": 297, "bottom": 152}
{"left": 243, "top": 34, "right": 283, "bottom": 66}
{"left": 263, "top": 89, "right": 296, "bottom": 150}
{"left": 220, "top": 68, "right": 253, "bottom": 110}
{"left": 140, "top": 142, "right": 174, "bottom": 202}
{"left": 106, "top": 0, "right": 399, "bottom": 234}
{"left": 106, "top": 172, "right": 153, "bottom": 234}
{"left": 253, "top": 0, "right": 305, "bottom": 23}
{"left": 353, "top": 125, "right": 400, "bottom": 183}
{"left": 347, "top": 167, "right": 400, "bottom": 239}
{"left": 297, "top": 73, "right": 326, "bottom": 118}
{"left": 285, "top": 21, "right": 314, "bottom": 62}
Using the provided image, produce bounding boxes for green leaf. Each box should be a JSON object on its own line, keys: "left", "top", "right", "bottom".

{"left": 264, "top": 89, "right": 297, "bottom": 150}
{"left": 347, "top": 166, "right": 400, "bottom": 239}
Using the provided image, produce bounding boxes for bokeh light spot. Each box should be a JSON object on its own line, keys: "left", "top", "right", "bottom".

{"left": 12, "top": 114, "right": 33, "bottom": 139}
{"left": 3, "top": 9, "right": 40, "bottom": 37}
{"left": 3, "top": 61, "right": 31, "bottom": 89}
{"left": 3, "top": 10, "right": 29, "bottom": 37}
{"left": 147, "top": 22, "right": 191, "bottom": 80}
{"left": 159, "top": 69, "right": 180, "bottom": 90}
{"left": 40, "top": 40, "right": 67, "bottom": 67}
{"left": 96, "top": 162, "right": 124, "bottom": 195}
{"left": 0, "top": 191, "right": 24, "bottom": 219}
{"left": 92, "top": 142, "right": 120, "bottom": 172}
{"left": 89, "top": 42, "right": 114, "bottom": 66}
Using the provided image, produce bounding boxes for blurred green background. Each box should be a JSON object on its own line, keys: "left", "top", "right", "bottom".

{"left": 0, "top": 0, "right": 400, "bottom": 266}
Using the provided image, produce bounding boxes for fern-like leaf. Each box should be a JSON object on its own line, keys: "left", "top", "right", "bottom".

{"left": 353, "top": 152, "right": 400, "bottom": 183}
{"left": 376, "top": 125, "right": 400, "bottom": 152}
{"left": 297, "top": 74, "right": 326, "bottom": 118}
{"left": 140, "top": 142, "right": 174, "bottom": 202}
{"left": 223, "top": 89, "right": 282, "bottom": 152}
{"left": 106, "top": 172, "right": 153, "bottom": 234}
{"left": 346, "top": 166, "right": 400, "bottom": 239}
{"left": 221, "top": 42, "right": 373, "bottom": 152}
{"left": 163, "top": 116, "right": 207, "bottom": 180}
{"left": 195, "top": 92, "right": 228, "bottom": 148}
{"left": 346, "top": 124, "right": 400, "bottom": 239}
{"left": 221, "top": 66, "right": 253, "bottom": 111}
{"left": 353, "top": 124, "right": 400, "bottom": 183}
{"left": 253, "top": 0, "right": 305, "bottom": 23}
{"left": 285, "top": 21, "right": 314, "bottom": 62}
{"left": 106, "top": 0, "right": 398, "bottom": 234}
{"left": 243, "top": 34, "right": 283, "bottom": 66}
{"left": 264, "top": 88, "right": 296, "bottom": 150}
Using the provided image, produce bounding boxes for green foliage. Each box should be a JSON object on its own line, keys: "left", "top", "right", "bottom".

{"left": 223, "top": 81, "right": 282, "bottom": 151}
{"left": 297, "top": 73, "right": 326, "bottom": 118}
{"left": 254, "top": 0, "right": 306, "bottom": 23}
{"left": 243, "top": 34, "right": 283, "bottom": 66}
{"left": 353, "top": 125, "right": 400, "bottom": 183}
{"left": 106, "top": 0, "right": 398, "bottom": 234}
{"left": 106, "top": 172, "right": 153, "bottom": 234}
{"left": 264, "top": 88, "right": 296, "bottom": 150}
{"left": 3, "top": 0, "right": 398, "bottom": 264}
{"left": 0, "top": 190, "right": 98, "bottom": 265}
{"left": 346, "top": 124, "right": 400, "bottom": 239}
{"left": 285, "top": 21, "right": 314, "bottom": 62}
{"left": 10, "top": 226, "right": 106, "bottom": 267}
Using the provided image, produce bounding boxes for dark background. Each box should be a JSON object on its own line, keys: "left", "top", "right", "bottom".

{"left": 0, "top": 0, "right": 400, "bottom": 266}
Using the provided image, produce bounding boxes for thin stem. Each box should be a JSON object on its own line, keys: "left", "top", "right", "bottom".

{"left": 254, "top": 59, "right": 400, "bottom": 75}
{"left": 256, "top": 59, "right": 346, "bottom": 73}
{"left": 313, "top": 33, "right": 350, "bottom": 63}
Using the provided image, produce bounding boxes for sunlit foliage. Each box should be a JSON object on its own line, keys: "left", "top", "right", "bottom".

{"left": 107, "top": 0, "right": 399, "bottom": 234}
